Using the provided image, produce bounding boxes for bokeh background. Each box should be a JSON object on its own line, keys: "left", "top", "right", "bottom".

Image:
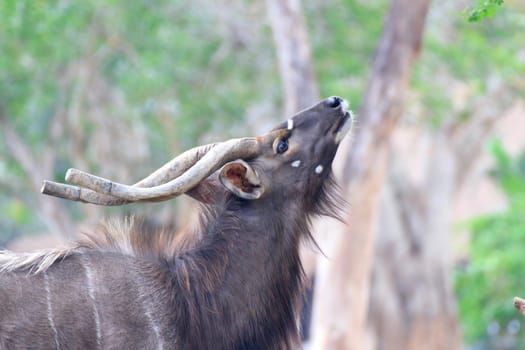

{"left": 1, "top": 0, "right": 524, "bottom": 349}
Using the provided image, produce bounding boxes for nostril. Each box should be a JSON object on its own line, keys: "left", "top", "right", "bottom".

{"left": 327, "top": 96, "right": 343, "bottom": 108}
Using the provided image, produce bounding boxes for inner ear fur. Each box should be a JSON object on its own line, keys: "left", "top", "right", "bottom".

{"left": 219, "top": 160, "right": 264, "bottom": 200}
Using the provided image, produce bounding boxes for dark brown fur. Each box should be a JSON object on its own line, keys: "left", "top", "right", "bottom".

{"left": 0, "top": 97, "right": 351, "bottom": 350}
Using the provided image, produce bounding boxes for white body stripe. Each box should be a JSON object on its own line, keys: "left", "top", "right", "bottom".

{"left": 138, "top": 286, "right": 165, "bottom": 350}
{"left": 44, "top": 273, "right": 61, "bottom": 350}
{"left": 80, "top": 254, "right": 102, "bottom": 348}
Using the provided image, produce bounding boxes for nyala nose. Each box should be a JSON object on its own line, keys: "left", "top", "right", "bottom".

{"left": 326, "top": 96, "right": 343, "bottom": 108}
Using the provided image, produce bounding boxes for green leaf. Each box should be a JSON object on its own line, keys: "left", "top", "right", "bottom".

{"left": 464, "top": 0, "right": 505, "bottom": 22}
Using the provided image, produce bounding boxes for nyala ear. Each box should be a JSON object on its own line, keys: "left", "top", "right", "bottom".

{"left": 219, "top": 160, "right": 264, "bottom": 200}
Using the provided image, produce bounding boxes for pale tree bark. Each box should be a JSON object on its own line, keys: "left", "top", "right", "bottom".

{"left": 370, "top": 143, "right": 462, "bottom": 350}
{"left": 310, "top": 1, "right": 431, "bottom": 349}
{"left": 266, "top": 0, "right": 319, "bottom": 117}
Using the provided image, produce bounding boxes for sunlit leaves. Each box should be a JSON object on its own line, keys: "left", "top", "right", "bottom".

{"left": 464, "top": 0, "right": 505, "bottom": 22}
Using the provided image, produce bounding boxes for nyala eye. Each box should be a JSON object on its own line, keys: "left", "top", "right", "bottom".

{"left": 276, "top": 139, "right": 289, "bottom": 154}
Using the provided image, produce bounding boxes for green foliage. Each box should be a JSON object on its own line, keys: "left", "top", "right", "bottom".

{"left": 0, "top": 0, "right": 280, "bottom": 239}
{"left": 412, "top": 1, "right": 525, "bottom": 128}
{"left": 488, "top": 139, "right": 525, "bottom": 196}
{"left": 0, "top": 0, "right": 390, "bottom": 240}
{"left": 464, "top": 0, "right": 505, "bottom": 22}
{"left": 455, "top": 143, "right": 525, "bottom": 346}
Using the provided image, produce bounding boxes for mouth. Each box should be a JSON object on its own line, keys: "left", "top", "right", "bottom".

{"left": 334, "top": 100, "right": 353, "bottom": 143}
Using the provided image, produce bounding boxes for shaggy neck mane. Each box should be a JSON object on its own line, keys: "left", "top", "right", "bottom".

{"left": 162, "top": 197, "right": 306, "bottom": 349}
{"left": 154, "top": 172, "right": 344, "bottom": 349}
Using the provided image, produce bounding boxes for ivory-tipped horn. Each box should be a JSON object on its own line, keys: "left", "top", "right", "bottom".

{"left": 41, "top": 143, "right": 220, "bottom": 205}
{"left": 66, "top": 138, "right": 260, "bottom": 201}
{"left": 42, "top": 137, "right": 260, "bottom": 204}
{"left": 41, "top": 181, "right": 129, "bottom": 205}
{"left": 132, "top": 142, "right": 219, "bottom": 188}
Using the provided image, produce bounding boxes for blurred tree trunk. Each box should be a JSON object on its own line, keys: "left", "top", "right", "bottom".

{"left": 370, "top": 144, "right": 462, "bottom": 350}
{"left": 310, "top": 0, "right": 431, "bottom": 349}
{"left": 266, "top": 0, "right": 319, "bottom": 116}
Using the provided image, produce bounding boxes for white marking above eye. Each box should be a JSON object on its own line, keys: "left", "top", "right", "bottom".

{"left": 291, "top": 160, "right": 301, "bottom": 168}
{"left": 315, "top": 165, "right": 323, "bottom": 174}
{"left": 287, "top": 119, "right": 294, "bottom": 130}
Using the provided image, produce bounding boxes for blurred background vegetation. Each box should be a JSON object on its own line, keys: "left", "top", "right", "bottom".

{"left": 1, "top": 0, "right": 524, "bottom": 349}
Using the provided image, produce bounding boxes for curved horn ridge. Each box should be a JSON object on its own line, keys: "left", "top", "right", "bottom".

{"left": 51, "top": 137, "right": 260, "bottom": 203}
{"left": 41, "top": 142, "right": 222, "bottom": 205}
